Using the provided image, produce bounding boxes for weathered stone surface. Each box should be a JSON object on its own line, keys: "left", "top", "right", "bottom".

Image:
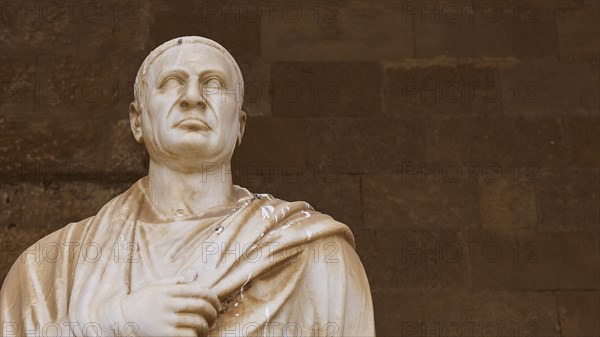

{"left": 0, "top": 54, "right": 37, "bottom": 120}
{"left": 147, "top": 0, "right": 261, "bottom": 61}
{"left": 426, "top": 115, "right": 569, "bottom": 168}
{"left": 238, "top": 60, "right": 271, "bottom": 117}
{"left": 371, "top": 290, "right": 422, "bottom": 337}
{"left": 261, "top": 1, "right": 414, "bottom": 61}
{"left": 0, "top": 0, "right": 150, "bottom": 121}
{"left": 0, "top": 181, "right": 131, "bottom": 229}
{"left": 1, "top": 0, "right": 599, "bottom": 329}
{"left": 356, "top": 229, "right": 468, "bottom": 290}
{"left": 30, "top": 57, "right": 139, "bottom": 121}
{"left": 557, "top": 291, "right": 600, "bottom": 337}
{"left": 272, "top": 62, "right": 382, "bottom": 117}
{"left": 557, "top": 7, "right": 600, "bottom": 60}
{"left": 465, "top": 230, "right": 600, "bottom": 290}
{"left": 538, "top": 0, "right": 586, "bottom": 10}
{"left": 414, "top": 1, "right": 559, "bottom": 58}
{"left": 499, "top": 60, "right": 599, "bottom": 115}
{"left": 232, "top": 117, "right": 307, "bottom": 170}
{"left": 479, "top": 175, "right": 537, "bottom": 229}
{"left": 372, "top": 288, "right": 565, "bottom": 336}
{"left": 384, "top": 63, "right": 502, "bottom": 117}
{"left": 537, "top": 169, "right": 600, "bottom": 230}
{"left": 105, "top": 118, "right": 148, "bottom": 177}
{"left": 235, "top": 173, "right": 361, "bottom": 230}
{"left": 0, "top": 118, "right": 105, "bottom": 177}
{"left": 362, "top": 174, "right": 480, "bottom": 229}
{"left": 565, "top": 116, "right": 600, "bottom": 168}
{"left": 0, "top": 0, "right": 80, "bottom": 57}
{"left": 0, "top": 184, "right": 28, "bottom": 229}
{"left": 0, "top": 0, "right": 149, "bottom": 53}
{"left": 422, "top": 290, "right": 560, "bottom": 337}
{"left": 306, "top": 117, "right": 428, "bottom": 174}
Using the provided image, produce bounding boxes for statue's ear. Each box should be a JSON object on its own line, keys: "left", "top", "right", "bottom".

{"left": 237, "top": 109, "right": 247, "bottom": 146}
{"left": 129, "top": 102, "right": 143, "bottom": 143}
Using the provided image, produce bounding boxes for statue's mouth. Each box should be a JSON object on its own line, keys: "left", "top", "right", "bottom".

{"left": 175, "top": 118, "right": 212, "bottom": 131}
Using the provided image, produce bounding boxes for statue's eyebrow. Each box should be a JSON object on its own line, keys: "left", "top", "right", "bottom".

{"left": 155, "top": 68, "right": 231, "bottom": 87}
{"left": 156, "top": 68, "right": 188, "bottom": 85}
{"left": 199, "top": 70, "right": 230, "bottom": 85}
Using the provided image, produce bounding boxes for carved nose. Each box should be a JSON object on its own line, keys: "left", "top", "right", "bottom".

{"left": 179, "top": 99, "right": 206, "bottom": 109}
{"left": 179, "top": 84, "right": 207, "bottom": 109}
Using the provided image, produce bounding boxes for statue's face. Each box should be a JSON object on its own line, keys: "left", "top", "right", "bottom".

{"left": 136, "top": 43, "right": 244, "bottom": 170}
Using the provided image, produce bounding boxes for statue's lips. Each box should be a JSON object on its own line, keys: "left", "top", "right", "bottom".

{"left": 175, "top": 118, "right": 212, "bottom": 131}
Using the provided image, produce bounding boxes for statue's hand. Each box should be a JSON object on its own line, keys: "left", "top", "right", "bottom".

{"left": 120, "top": 275, "right": 222, "bottom": 337}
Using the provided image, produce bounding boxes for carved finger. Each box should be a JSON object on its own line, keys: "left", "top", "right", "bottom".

{"left": 170, "top": 298, "right": 218, "bottom": 325}
{"left": 169, "top": 298, "right": 206, "bottom": 313}
{"left": 171, "top": 327, "right": 198, "bottom": 337}
{"left": 171, "top": 284, "right": 222, "bottom": 311}
{"left": 174, "top": 313, "right": 209, "bottom": 330}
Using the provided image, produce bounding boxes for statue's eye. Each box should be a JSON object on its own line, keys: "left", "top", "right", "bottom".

{"left": 161, "top": 76, "right": 183, "bottom": 89}
{"left": 204, "top": 77, "right": 224, "bottom": 91}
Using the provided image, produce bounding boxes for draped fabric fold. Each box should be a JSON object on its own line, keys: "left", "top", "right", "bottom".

{"left": 1, "top": 177, "right": 375, "bottom": 337}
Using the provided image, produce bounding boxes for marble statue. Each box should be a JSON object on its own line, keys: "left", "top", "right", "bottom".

{"left": 0, "top": 36, "right": 375, "bottom": 337}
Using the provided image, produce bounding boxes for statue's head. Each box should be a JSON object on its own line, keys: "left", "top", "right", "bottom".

{"left": 130, "top": 36, "right": 246, "bottom": 171}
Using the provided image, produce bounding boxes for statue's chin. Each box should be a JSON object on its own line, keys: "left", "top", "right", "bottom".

{"left": 147, "top": 132, "right": 233, "bottom": 169}
{"left": 165, "top": 143, "right": 229, "bottom": 165}
{"left": 168, "top": 132, "right": 211, "bottom": 150}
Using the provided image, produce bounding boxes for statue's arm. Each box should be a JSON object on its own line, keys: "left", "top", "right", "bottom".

{"left": 246, "top": 234, "right": 375, "bottom": 337}
{"left": 0, "top": 220, "right": 93, "bottom": 337}
{"left": 298, "top": 235, "right": 376, "bottom": 337}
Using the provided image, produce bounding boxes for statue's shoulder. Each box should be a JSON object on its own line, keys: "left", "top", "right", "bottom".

{"left": 239, "top": 188, "right": 356, "bottom": 247}
{"left": 234, "top": 186, "right": 312, "bottom": 210}
{"left": 20, "top": 179, "right": 144, "bottom": 261}
{"left": 242, "top": 190, "right": 320, "bottom": 218}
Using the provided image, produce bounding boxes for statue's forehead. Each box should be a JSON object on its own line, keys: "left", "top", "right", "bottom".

{"left": 147, "top": 44, "right": 234, "bottom": 79}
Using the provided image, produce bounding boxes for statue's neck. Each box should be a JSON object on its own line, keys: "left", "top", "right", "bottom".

{"left": 145, "top": 159, "right": 236, "bottom": 218}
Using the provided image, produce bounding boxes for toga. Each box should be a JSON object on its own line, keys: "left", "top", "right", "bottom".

{"left": 1, "top": 177, "right": 375, "bottom": 337}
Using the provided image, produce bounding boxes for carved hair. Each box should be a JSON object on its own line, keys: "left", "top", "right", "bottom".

{"left": 133, "top": 36, "right": 244, "bottom": 107}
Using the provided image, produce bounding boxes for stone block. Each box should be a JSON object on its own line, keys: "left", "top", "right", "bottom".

{"left": 426, "top": 115, "right": 569, "bottom": 168}
{"left": 537, "top": 169, "right": 600, "bottom": 230}
{"left": 105, "top": 118, "right": 148, "bottom": 177}
{"left": 356, "top": 229, "right": 468, "bottom": 290}
{"left": 414, "top": 1, "right": 559, "bottom": 58}
{"left": 565, "top": 116, "right": 600, "bottom": 168}
{"left": 272, "top": 62, "right": 382, "bottom": 117}
{"left": 0, "top": 181, "right": 131, "bottom": 229}
{"left": 557, "top": 7, "right": 600, "bottom": 60}
{"left": 238, "top": 60, "right": 271, "bottom": 117}
{"left": 371, "top": 290, "right": 423, "bottom": 337}
{"left": 306, "top": 117, "right": 428, "bottom": 173}
{"left": 557, "top": 291, "right": 600, "bottom": 337}
{"left": 232, "top": 117, "right": 307, "bottom": 170}
{"left": 261, "top": 1, "right": 414, "bottom": 61}
{"left": 0, "top": 118, "right": 105, "bottom": 178}
{"left": 362, "top": 174, "right": 480, "bottom": 229}
{"left": 499, "top": 60, "right": 599, "bottom": 115}
{"left": 478, "top": 174, "right": 537, "bottom": 229}
{"left": 384, "top": 63, "right": 502, "bottom": 117}
{"left": 422, "top": 290, "right": 560, "bottom": 337}
{"left": 148, "top": 0, "right": 261, "bottom": 61}
{"left": 466, "top": 230, "right": 600, "bottom": 290}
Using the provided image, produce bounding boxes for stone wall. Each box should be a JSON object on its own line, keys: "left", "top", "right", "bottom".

{"left": 1, "top": 1, "right": 598, "bottom": 336}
